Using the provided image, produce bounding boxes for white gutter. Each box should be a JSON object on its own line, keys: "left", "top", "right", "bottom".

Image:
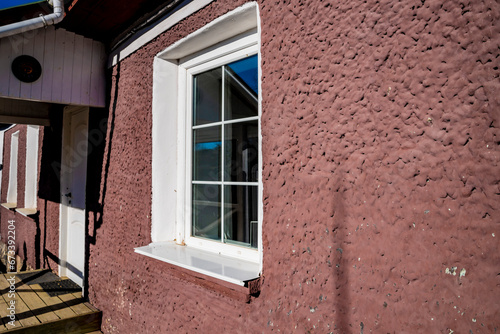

{"left": 0, "top": 0, "right": 64, "bottom": 39}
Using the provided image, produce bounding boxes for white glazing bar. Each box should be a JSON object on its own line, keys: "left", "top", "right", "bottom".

{"left": 192, "top": 180, "right": 258, "bottom": 186}
{"left": 191, "top": 116, "right": 259, "bottom": 130}
{"left": 192, "top": 120, "right": 223, "bottom": 130}
{"left": 223, "top": 116, "right": 259, "bottom": 125}
{"left": 192, "top": 180, "right": 222, "bottom": 185}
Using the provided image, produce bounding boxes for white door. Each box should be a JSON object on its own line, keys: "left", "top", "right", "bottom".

{"left": 59, "top": 106, "right": 88, "bottom": 288}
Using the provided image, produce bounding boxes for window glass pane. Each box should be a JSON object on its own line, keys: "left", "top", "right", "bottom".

{"left": 193, "top": 68, "right": 222, "bottom": 125}
{"left": 224, "top": 120, "right": 258, "bottom": 182}
{"left": 224, "top": 55, "right": 258, "bottom": 121}
{"left": 193, "top": 127, "right": 221, "bottom": 181}
{"left": 224, "top": 185, "right": 258, "bottom": 248}
{"left": 193, "top": 184, "right": 221, "bottom": 241}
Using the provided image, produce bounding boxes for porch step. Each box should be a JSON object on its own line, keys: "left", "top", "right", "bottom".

{"left": 0, "top": 270, "right": 102, "bottom": 333}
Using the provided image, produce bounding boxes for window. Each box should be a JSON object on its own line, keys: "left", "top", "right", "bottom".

{"left": 136, "top": 2, "right": 262, "bottom": 286}
{"left": 18, "top": 125, "right": 38, "bottom": 216}
{"left": 185, "top": 47, "right": 260, "bottom": 261}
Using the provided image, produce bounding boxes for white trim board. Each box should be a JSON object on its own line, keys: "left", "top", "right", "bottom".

{"left": 108, "top": 0, "right": 215, "bottom": 68}
{"left": 157, "top": 2, "right": 259, "bottom": 60}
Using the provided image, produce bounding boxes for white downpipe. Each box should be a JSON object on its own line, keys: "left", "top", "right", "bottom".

{"left": 0, "top": 0, "right": 64, "bottom": 39}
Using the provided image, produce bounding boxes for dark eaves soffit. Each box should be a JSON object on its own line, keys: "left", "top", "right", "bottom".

{"left": 58, "top": 0, "right": 184, "bottom": 47}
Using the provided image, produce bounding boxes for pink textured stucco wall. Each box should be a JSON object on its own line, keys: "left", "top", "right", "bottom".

{"left": 259, "top": 0, "right": 499, "bottom": 332}
{"left": 85, "top": 0, "right": 499, "bottom": 333}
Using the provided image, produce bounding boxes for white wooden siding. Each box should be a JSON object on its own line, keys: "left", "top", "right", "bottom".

{"left": 0, "top": 26, "right": 106, "bottom": 107}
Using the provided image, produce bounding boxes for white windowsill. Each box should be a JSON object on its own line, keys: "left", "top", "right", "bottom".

{"left": 1, "top": 203, "right": 17, "bottom": 210}
{"left": 15, "top": 208, "right": 37, "bottom": 217}
{"left": 135, "top": 241, "right": 260, "bottom": 286}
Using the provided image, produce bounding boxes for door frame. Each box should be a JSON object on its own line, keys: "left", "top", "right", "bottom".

{"left": 58, "top": 105, "right": 89, "bottom": 291}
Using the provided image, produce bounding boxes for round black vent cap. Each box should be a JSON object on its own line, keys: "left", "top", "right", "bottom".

{"left": 11, "top": 55, "right": 42, "bottom": 83}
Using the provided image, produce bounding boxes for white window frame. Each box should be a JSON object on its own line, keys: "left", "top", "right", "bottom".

{"left": 24, "top": 125, "right": 39, "bottom": 210}
{"left": 182, "top": 41, "right": 260, "bottom": 262}
{"left": 137, "top": 3, "right": 262, "bottom": 284}
{"left": 6, "top": 131, "right": 19, "bottom": 205}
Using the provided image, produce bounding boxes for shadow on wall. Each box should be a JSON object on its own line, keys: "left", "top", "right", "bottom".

{"left": 21, "top": 241, "right": 28, "bottom": 271}
{"left": 38, "top": 107, "right": 64, "bottom": 204}
{"left": 331, "top": 179, "right": 350, "bottom": 332}
{"left": 83, "top": 63, "right": 118, "bottom": 298}
{"left": 38, "top": 107, "right": 64, "bottom": 271}
{"left": 0, "top": 257, "right": 6, "bottom": 273}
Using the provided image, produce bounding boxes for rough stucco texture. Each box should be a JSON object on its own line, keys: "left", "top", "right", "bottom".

{"left": 85, "top": 0, "right": 499, "bottom": 333}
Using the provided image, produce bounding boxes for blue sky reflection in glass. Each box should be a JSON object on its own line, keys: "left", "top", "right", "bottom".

{"left": 0, "top": 0, "right": 45, "bottom": 11}
{"left": 195, "top": 142, "right": 221, "bottom": 151}
{"left": 227, "top": 55, "right": 258, "bottom": 94}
